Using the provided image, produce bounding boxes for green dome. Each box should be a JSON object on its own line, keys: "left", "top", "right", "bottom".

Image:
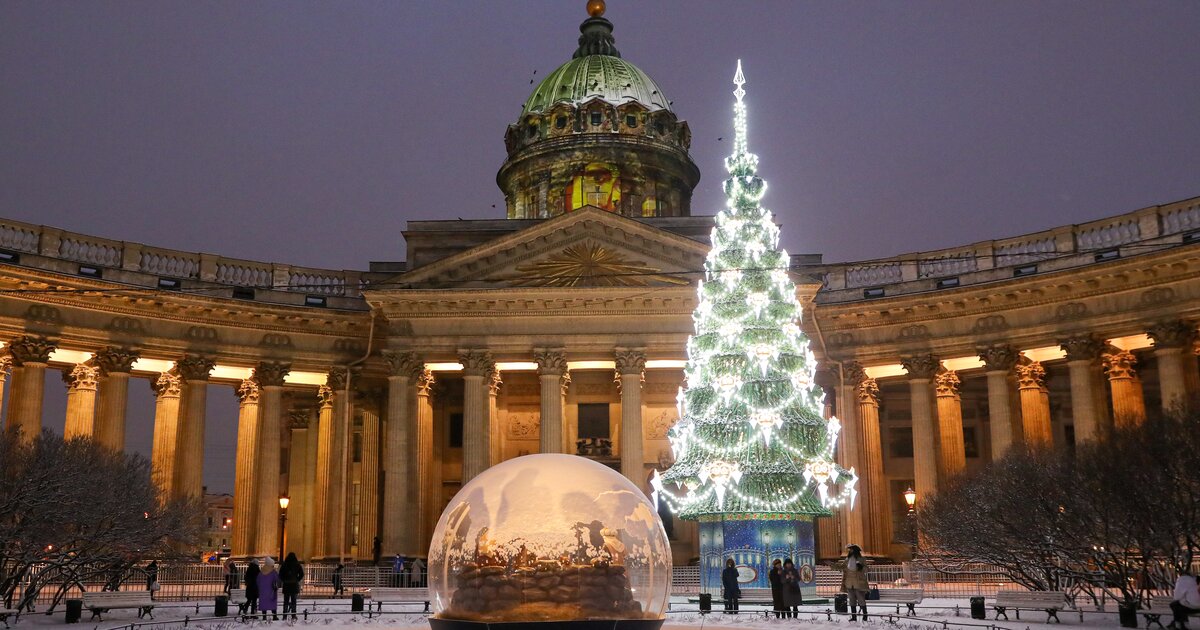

{"left": 522, "top": 55, "right": 671, "bottom": 115}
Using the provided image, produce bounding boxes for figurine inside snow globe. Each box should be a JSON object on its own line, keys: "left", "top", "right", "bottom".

{"left": 427, "top": 454, "right": 671, "bottom": 629}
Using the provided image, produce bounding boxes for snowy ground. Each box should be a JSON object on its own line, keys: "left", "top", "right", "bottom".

{"left": 11, "top": 597, "right": 1130, "bottom": 630}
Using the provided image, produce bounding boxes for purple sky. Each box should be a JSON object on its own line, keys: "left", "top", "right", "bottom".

{"left": 4, "top": 1, "right": 1200, "bottom": 495}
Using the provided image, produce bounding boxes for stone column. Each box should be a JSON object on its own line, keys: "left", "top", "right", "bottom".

{"left": 0, "top": 357, "right": 10, "bottom": 426}
{"left": 327, "top": 368, "right": 350, "bottom": 560}
{"left": 414, "top": 368, "right": 436, "bottom": 550}
{"left": 175, "top": 355, "right": 215, "bottom": 498}
{"left": 150, "top": 369, "right": 183, "bottom": 497}
{"left": 933, "top": 367, "right": 966, "bottom": 477}
{"left": 834, "top": 370, "right": 862, "bottom": 548}
{"left": 979, "top": 345, "right": 1019, "bottom": 459}
{"left": 1148, "top": 320, "right": 1197, "bottom": 411}
{"left": 285, "top": 411, "right": 311, "bottom": 560}
{"left": 1102, "top": 347, "right": 1146, "bottom": 428}
{"left": 356, "top": 392, "right": 382, "bottom": 562}
{"left": 231, "top": 378, "right": 261, "bottom": 558}
{"left": 1015, "top": 356, "right": 1052, "bottom": 446}
{"left": 311, "top": 384, "right": 336, "bottom": 560}
{"left": 62, "top": 363, "right": 100, "bottom": 440}
{"left": 535, "top": 349, "right": 567, "bottom": 454}
{"left": 615, "top": 348, "right": 646, "bottom": 488}
{"left": 847, "top": 363, "right": 890, "bottom": 557}
{"left": 902, "top": 354, "right": 940, "bottom": 499}
{"left": 488, "top": 367, "right": 502, "bottom": 466}
{"left": 381, "top": 351, "right": 419, "bottom": 556}
{"left": 459, "top": 349, "right": 494, "bottom": 484}
{"left": 92, "top": 347, "right": 139, "bottom": 451}
{"left": 1060, "top": 335, "right": 1105, "bottom": 443}
{"left": 253, "top": 361, "right": 290, "bottom": 557}
{"left": 5, "top": 336, "right": 56, "bottom": 440}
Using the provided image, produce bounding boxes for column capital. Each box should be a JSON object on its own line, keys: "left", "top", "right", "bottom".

{"left": 458, "top": 349, "right": 495, "bottom": 377}
{"left": 253, "top": 361, "right": 291, "bottom": 388}
{"left": 1014, "top": 356, "right": 1047, "bottom": 390}
{"left": 901, "top": 354, "right": 939, "bottom": 380}
{"left": 561, "top": 370, "right": 572, "bottom": 397}
{"left": 325, "top": 366, "right": 348, "bottom": 390}
{"left": 415, "top": 368, "right": 435, "bottom": 396}
{"left": 62, "top": 363, "right": 101, "bottom": 391}
{"left": 1102, "top": 346, "right": 1138, "bottom": 379}
{"left": 855, "top": 375, "right": 880, "bottom": 405}
{"left": 7, "top": 335, "right": 56, "bottom": 366}
{"left": 534, "top": 348, "right": 568, "bottom": 376}
{"left": 288, "top": 408, "right": 311, "bottom": 430}
{"left": 151, "top": 369, "right": 183, "bottom": 398}
{"left": 176, "top": 355, "right": 215, "bottom": 382}
{"left": 236, "top": 378, "right": 261, "bottom": 404}
{"left": 614, "top": 347, "right": 646, "bottom": 376}
{"left": 978, "top": 344, "right": 1019, "bottom": 372}
{"left": 93, "top": 347, "right": 139, "bottom": 375}
{"left": 844, "top": 361, "right": 869, "bottom": 386}
{"left": 1059, "top": 334, "right": 1105, "bottom": 362}
{"left": 933, "top": 367, "right": 961, "bottom": 398}
{"left": 488, "top": 368, "right": 503, "bottom": 396}
{"left": 1148, "top": 320, "right": 1197, "bottom": 349}
{"left": 381, "top": 350, "right": 422, "bottom": 379}
{"left": 0, "top": 355, "right": 11, "bottom": 377}
{"left": 318, "top": 384, "right": 335, "bottom": 406}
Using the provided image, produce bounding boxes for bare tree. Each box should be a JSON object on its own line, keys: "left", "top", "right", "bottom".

{"left": 0, "top": 428, "right": 203, "bottom": 611}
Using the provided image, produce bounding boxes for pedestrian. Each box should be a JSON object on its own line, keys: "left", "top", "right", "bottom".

{"left": 332, "top": 563, "right": 344, "bottom": 597}
{"left": 1169, "top": 569, "right": 1200, "bottom": 630}
{"left": 372, "top": 536, "right": 382, "bottom": 565}
{"left": 841, "top": 544, "right": 870, "bottom": 621}
{"left": 392, "top": 554, "right": 404, "bottom": 587}
{"left": 223, "top": 558, "right": 238, "bottom": 594}
{"left": 411, "top": 557, "right": 426, "bottom": 587}
{"left": 279, "top": 553, "right": 304, "bottom": 621}
{"left": 768, "top": 558, "right": 785, "bottom": 618}
{"left": 244, "top": 558, "right": 261, "bottom": 614}
{"left": 256, "top": 557, "right": 282, "bottom": 621}
{"left": 721, "top": 558, "right": 741, "bottom": 614}
{"left": 145, "top": 561, "right": 159, "bottom": 601}
{"left": 781, "top": 558, "right": 802, "bottom": 618}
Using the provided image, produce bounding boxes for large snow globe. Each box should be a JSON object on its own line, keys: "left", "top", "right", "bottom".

{"left": 428, "top": 454, "right": 671, "bottom": 629}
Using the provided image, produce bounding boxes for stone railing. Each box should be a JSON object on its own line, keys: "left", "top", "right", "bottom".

{"left": 814, "top": 195, "right": 1200, "bottom": 301}
{"left": 0, "top": 218, "right": 368, "bottom": 308}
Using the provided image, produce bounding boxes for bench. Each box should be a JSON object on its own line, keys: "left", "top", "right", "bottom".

{"left": 868, "top": 588, "right": 924, "bottom": 616}
{"left": 367, "top": 587, "right": 430, "bottom": 612}
{"left": 993, "top": 590, "right": 1068, "bottom": 623}
{"left": 1141, "top": 595, "right": 1200, "bottom": 629}
{"left": 0, "top": 608, "right": 19, "bottom": 629}
{"left": 228, "top": 588, "right": 248, "bottom": 615}
{"left": 82, "top": 592, "right": 155, "bottom": 621}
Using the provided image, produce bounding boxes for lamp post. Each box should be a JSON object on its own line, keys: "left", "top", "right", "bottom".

{"left": 903, "top": 487, "right": 917, "bottom": 559}
{"left": 278, "top": 495, "right": 290, "bottom": 560}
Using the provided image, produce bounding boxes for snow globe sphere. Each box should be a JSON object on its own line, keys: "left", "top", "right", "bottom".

{"left": 428, "top": 454, "right": 671, "bottom": 629}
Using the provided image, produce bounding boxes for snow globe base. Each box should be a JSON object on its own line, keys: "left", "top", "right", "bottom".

{"left": 430, "top": 619, "right": 665, "bottom": 630}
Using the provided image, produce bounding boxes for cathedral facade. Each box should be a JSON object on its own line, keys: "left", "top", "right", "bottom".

{"left": 1, "top": 2, "right": 1198, "bottom": 563}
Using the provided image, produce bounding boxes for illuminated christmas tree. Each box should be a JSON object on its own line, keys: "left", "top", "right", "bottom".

{"left": 651, "top": 61, "right": 856, "bottom": 594}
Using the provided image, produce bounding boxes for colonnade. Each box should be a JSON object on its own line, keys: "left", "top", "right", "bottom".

{"left": 826, "top": 319, "right": 1199, "bottom": 559}
{"left": 0, "top": 337, "right": 659, "bottom": 562}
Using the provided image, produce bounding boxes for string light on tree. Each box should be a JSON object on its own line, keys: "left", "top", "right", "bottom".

{"left": 651, "top": 60, "right": 858, "bottom": 523}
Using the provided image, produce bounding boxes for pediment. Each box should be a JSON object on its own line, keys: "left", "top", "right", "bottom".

{"left": 383, "top": 206, "right": 708, "bottom": 289}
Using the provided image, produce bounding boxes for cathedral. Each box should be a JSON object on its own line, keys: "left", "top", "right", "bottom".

{"left": 0, "top": 0, "right": 1198, "bottom": 566}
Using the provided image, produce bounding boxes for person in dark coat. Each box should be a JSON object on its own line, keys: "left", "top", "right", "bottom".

{"left": 768, "top": 558, "right": 785, "bottom": 618}
{"left": 332, "top": 563, "right": 345, "bottom": 597}
{"left": 372, "top": 537, "right": 382, "bottom": 565}
{"left": 243, "top": 559, "right": 261, "bottom": 614}
{"left": 223, "top": 559, "right": 238, "bottom": 594}
{"left": 781, "top": 558, "right": 803, "bottom": 618}
{"left": 841, "top": 544, "right": 870, "bottom": 621}
{"left": 145, "top": 561, "right": 159, "bottom": 600}
{"left": 256, "top": 557, "right": 282, "bottom": 621}
{"left": 279, "top": 553, "right": 304, "bottom": 620}
{"left": 721, "top": 558, "right": 741, "bottom": 614}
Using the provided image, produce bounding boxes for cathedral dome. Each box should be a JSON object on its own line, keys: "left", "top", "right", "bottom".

{"left": 522, "top": 55, "right": 671, "bottom": 115}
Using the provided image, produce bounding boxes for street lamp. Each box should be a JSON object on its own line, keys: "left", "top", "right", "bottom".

{"left": 278, "top": 495, "right": 290, "bottom": 560}
{"left": 903, "top": 487, "right": 917, "bottom": 559}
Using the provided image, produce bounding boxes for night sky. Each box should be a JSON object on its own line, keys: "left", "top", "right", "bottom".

{"left": 3, "top": 1, "right": 1199, "bottom": 493}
